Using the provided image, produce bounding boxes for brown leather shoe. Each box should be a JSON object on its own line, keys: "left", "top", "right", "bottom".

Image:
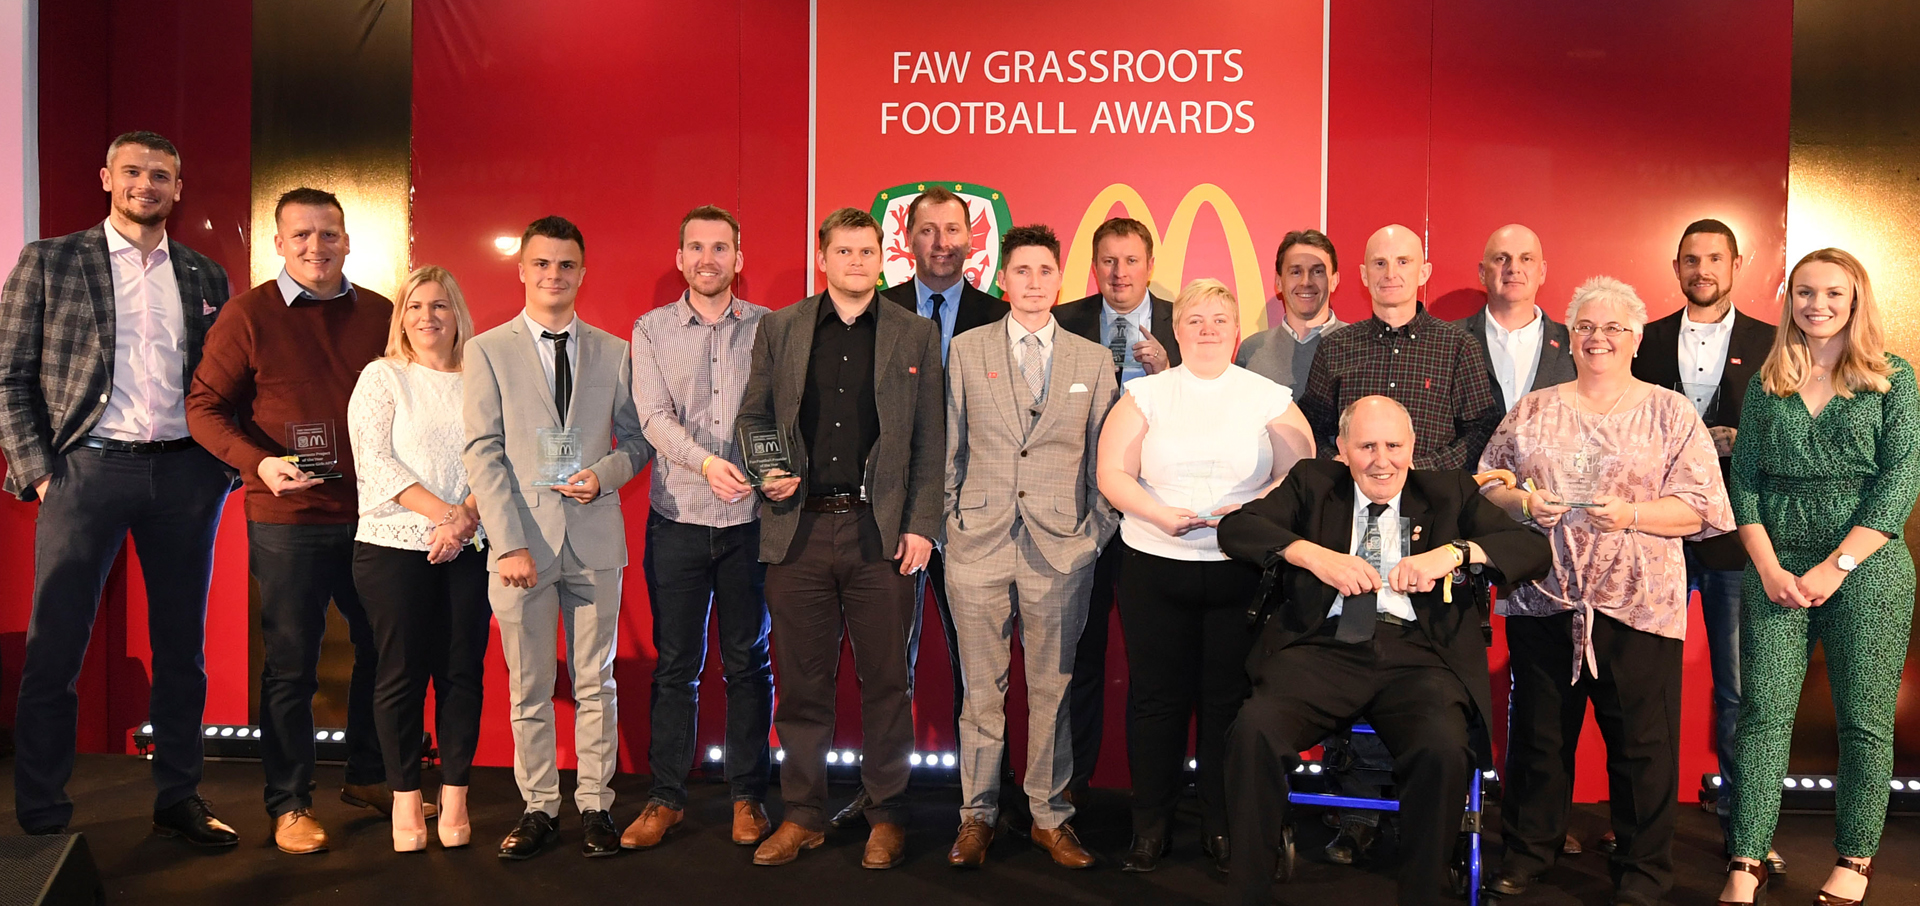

{"left": 862, "top": 821, "right": 907, "bottom": 869}
{"left": 272, "top": 808, "right": 329, "bottom": 854}
{"left": 619, "top": 802, "right": 683, "bottom": 850}
{"left": 732, "top": 800, "right": 772, "bottom": 846}
{"left": 1031, "top": 823, "right": 1096, "bottom": 869}
{"left": 948, "top": 818, "right": 994, "bottom": 868}
{"left": 341, "top": 783, "right": 436, "bottom": 819}
{"left": 752, "top": 821, "right": 826, "bottom": 866}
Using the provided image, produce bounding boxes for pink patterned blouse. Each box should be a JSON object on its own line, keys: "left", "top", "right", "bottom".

{"left": 1478, "top": 384, "right": 1735, "bottom": 681}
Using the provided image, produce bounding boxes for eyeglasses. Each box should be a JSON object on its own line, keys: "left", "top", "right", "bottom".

{"left": 1571, "top": 323, "right": 1633, "bottom": 337}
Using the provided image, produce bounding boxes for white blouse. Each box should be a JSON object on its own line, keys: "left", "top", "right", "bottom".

{"left": 347, "top": 358, "right": 484, "bottom": 551}
{"left": 1120, "top": 364, "right": 1294, "bottom": 561}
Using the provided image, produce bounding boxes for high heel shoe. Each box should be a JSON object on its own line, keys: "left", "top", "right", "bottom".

{"left": 437, "top": 786, "right": 472, "bottom": 849}
{"left": 1719, "top": 859, "right": 1768, "bottom": 906}
{"left": 392, "top": 789, "right": 429, "bottom": 853}
{"left": 1815, "top": 857, "right": 1873, "bottom": 906}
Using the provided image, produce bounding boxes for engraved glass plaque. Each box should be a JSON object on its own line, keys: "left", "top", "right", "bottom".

{"left": 283, "top": 420, "right": 343, "bottom": 480}
{"left": 532, "top": 427, "right": 583, "bottom": 488}
{"left": 1554, "top": 447, "right": 1603, "bottom": 508}
{"left": 1176, "top": 460, "right": 1230, "bottom": 518}
{"left": 1355, "top": 515, "right": 1412, "bottom": 577}
{"left": 738, "top": 423, "right": 797, "bottom": 487}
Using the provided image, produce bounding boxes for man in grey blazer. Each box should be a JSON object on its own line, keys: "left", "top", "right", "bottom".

{"left": 942, "top": 225, "right": 1116, "bottom": 870}
{"left": 1455, "top": 224, "right": 1575, "bottom": 422}
{"left": 737, "top": 208, "right": 944, "bottom": 870}
{"left": 1, "top": 131, "right": 239, "bottom": 845}
{"left": 462, "top": 216, "right": 651, "bottom": 861}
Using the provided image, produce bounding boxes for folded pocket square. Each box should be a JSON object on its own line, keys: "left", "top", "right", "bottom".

{"left": 1070, "top": 383, "right": 1089, "bottom": 393}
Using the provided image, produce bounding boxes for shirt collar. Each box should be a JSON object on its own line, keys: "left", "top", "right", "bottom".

{"left": 1352, "top": 484, "right": 1405, "bottom": 520}
{"left": 102, "top": 220, "right": 168, "bottom": 259}
{"left": 674, "top": 291, "right": 742, "bottom": 326}
{"left": 1282, "top": 308, "right": 1342, "bottom": 343}
{"left": 523, "top": 310, "right": 579, "bottom": 338}
{"left": 275, "top": 267, "right": 354, "bottom": 306}
{"left": 1367, "top": 302, "right": 1432, "bottom": 340}
{"left": 915, "top": 276, "right": 965, "bottom": 310}
{"left": 1485, "top": 305, "right": 1545, "bottom": 340}
{"left": 816, "top": 292, "right": 878, "bottom": 326}
{"left": 1682, "top": 306, "right": 1736, "bottom": 331}
{"left": 1007, "top": 314, "right": 1057, "bottom": 346}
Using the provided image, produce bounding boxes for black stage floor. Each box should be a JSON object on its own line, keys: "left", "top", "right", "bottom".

{"left": 4, "top": 754, "right": 1916, "bottom": 905}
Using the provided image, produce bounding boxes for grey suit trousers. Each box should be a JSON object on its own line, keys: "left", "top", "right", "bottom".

{"left": 489, "top": 539, "right": 624, "bottom": 816}
{"left": 945, "top": 520, "right": 1092, "bottom": 829}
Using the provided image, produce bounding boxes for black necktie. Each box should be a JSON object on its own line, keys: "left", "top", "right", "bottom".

{"left": 542, "top": 330, "right": 571, "bottom": 423}
{"left": 1335, "top": 501, "right": 1391, "bottom": 643}
{"left": 929, "top": 292, "right": 947, "bottom": 324}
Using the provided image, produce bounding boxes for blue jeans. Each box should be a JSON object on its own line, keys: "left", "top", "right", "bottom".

{"left": 1686, "top": 546, "right": 1743, "bottom": 844}
{"left": 642, "top": 513, "right": 773, "bottom": 807}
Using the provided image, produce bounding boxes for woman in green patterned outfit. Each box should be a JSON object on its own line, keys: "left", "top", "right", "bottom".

{"left": 1718, "top": 248, "right": 1919, "bottom": 906}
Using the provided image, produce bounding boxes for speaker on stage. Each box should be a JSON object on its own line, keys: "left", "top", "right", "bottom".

{"left": 0, "top": 834, "right": 104, "bottom": 906}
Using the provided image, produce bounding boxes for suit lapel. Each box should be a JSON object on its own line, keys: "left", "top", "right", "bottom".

{"left": 78, "top": 227, "right": 115, "bottom": 373}
{"left": 1400, "top": 480, "right": 1432, "bottom": 555}
{"left": 1149, "top": 293, "right": 1180, "bottom": 366}
{"left": 872, "top": 294, "right": 905, "bottom": 401}
{"left": 783, "top": 296, "right": 821, "bottom": 425}
{"left": 982, "top": 318, "right": 1023, "bottom": 440}
{"left": 511, "top": 316, "right": 564, "bottom": 425}
{"left": 567, "top": 321, "right": 598, "bottom": 425}
{"left": 1320, "top": 477, "right": 1356, "bottom": 563}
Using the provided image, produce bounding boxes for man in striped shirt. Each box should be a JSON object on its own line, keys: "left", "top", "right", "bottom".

{"left": 621, "top": 205, "right": 776, "bottom": 852}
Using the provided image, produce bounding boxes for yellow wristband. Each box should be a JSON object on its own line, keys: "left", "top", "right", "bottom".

{"left": 1521, "top": 495, "right": 1533, "bottom": 521}
{"left": 699, "top": 454, "right": 717, "bottom": 477}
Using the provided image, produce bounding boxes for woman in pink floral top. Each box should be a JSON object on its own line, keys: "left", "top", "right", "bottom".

{"left": 1475, "top": 276, "right": 1734, "bottom": 906}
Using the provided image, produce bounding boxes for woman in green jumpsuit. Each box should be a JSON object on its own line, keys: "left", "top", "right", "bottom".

{"left": 1719, "top": 248, "right": 1920, "bottom": 906}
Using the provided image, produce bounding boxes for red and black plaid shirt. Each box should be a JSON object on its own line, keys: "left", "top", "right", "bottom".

{"left": 1298, "top": 304, "right": 1502, "bottom": 470}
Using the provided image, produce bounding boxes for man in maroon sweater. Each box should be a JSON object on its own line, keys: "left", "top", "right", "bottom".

{"left": 186, "top": 188, "right": 396, "bottom": 854}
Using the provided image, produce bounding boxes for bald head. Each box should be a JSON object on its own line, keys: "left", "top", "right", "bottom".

{"left": 1361, "top": 224, "right": 1432, "bottom": 316}
{"left": 1480, "top": 224, "right": 1547, "bottom": 310}
{"left": 1337, "top": 396, "right": 1415, "bottom": 503}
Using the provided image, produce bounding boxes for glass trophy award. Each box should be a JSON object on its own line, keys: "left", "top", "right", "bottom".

{"left": 1553, "top": 447, "right": 1603, "bottom": 508}
{"left": 1177, "top": 460, "right": 1228, "bottom": 519}
{"left": 532, "top": 427, "right": 583, "bottom": 488}
{"left": 737, "top": 423, "right": 797, "bottom": 487}
{"left": 1678, "top": 381, "right": 1720, "bottom": 421}
{"left": 282, "top": 420, "right": 343, "bottom": 480}
{"left": 1355, "top": 514, "right": 1412, "bottom": 578}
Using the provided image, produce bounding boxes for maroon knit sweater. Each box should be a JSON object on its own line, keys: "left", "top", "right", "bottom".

{"left": 186, "top": 279, "right": 391, "bottom": 524}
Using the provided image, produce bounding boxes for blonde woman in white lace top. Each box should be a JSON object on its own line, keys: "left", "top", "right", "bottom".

{"left": 345, "top": 265, "right": 489, "bottom": 853}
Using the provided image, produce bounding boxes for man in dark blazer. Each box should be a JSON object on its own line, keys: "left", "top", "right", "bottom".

{"left": 1629, "top": 218, "right": 1779, "bottom": 870}
{"left": 1456, "top": 224, "right": 1575, "bottom": 422}
{"left": 1217, "top": 396, "right": 1550, "bottom": 906}
{"left": 0, "top": 132, "right": 239, "bottom": 845}
{"left": 737, "top": 208, "right": 945, "bottom": 871}
{"left": 1050, "top": 216, "right": 1179, "bottom": 795}
{"left": 870, "top": 187, "right": 1007, "bottom": 808}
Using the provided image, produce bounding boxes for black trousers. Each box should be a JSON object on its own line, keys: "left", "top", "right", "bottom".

{"left": 12, "top": 445, "right": 231, "bottom": 831}
{"left": 1500, "top": 611, "right": 1682, "bottom": 906}
{"left": 764, "top": 508, "right": 918, "bottom": 830}
{"left": 1117, "top": 543, "right": 1260, "bottom": 838}
{"left": 249, "top": 521, "right": 384, "bottom": 817}
{"left": 1226, "top": 621, "right": 1474, "bottom": 906}
{"left": 912, "top": 548, "right": 964, "bottom": 737}
{"left": 1066, "top": 537, "right": 1122, "bottom": 790}
{"left": 352, "top": 541, "right": 492, "bottom": 791}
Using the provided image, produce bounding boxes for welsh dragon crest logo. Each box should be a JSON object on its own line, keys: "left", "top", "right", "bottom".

{"left": 870, "top": 181, "right": 1013, "bottom": 298}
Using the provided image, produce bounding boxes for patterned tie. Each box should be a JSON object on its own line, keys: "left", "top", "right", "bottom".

{"left": 542, "top": 330, "right": 571, "bottom": 423}
{"left": 1109, "top": 316, "right": 1130, "bottom": 370}
{"left": 1021, "top": 334, "right": 1047, "bottom": 403}
{"left": 1335, "top": 501, "right": 1391, "bottom": 643}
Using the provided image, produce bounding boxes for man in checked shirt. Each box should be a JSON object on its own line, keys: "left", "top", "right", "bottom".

{"left": 621, "top": 205, "right": 777, "bottom": 852}
{"left": 1299, "top": 224, "right": 1502, "bottom": 471}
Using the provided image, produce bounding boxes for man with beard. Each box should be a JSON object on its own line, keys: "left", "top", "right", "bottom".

{"left": 1236, "top": 229, "right": 1348, "bottom": 391}
{"left": 1621, "top": 218, "right": 1782, "bottom": 879}
{"left": 3, "top": 131, "right": 239, "bottom": 846}
{"left": 621, "top": 206, "right": 776, "bottom": 851}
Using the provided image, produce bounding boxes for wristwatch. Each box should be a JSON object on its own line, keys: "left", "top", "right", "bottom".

{"left": 1449, "top": 539, "right": 1472, "bottom": 567}
{"left": 1837, "top": 553, "right": 1858, "bottom": 572}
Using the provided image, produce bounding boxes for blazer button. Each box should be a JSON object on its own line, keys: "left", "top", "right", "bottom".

{"left": 100, "top": 393, "right": 109, "bottom": 403}
{"left": 1017, "top": 490, "right": 1026, "bottom": 498}
{"left": 1020, "top": 450, "right": 1028, "bottom": 457}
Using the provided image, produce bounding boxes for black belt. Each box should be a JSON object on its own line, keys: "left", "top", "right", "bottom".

{"left": 802, "top": 494, "right": 868, "bottom": 514}
{"left": 78, "top": 436, "right": 199, "bottom": 455}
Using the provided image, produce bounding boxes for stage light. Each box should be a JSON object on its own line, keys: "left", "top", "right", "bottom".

{"left": 331, "top": 731, "right": 345, "bottom": 742}
{"left": 775, "top": 749, "right": 786, "bottom": 763}
{"left": 494, "top": 235, "right": 519, "bottom": 254}
{"left": 941, "top": 753, "right": 957, "bottom": 768}
{"left": 1188, "top": 759, "right": 1198, "bottom": 769}
{"left": 315, "top": 731, "right": 328, "bottom": 741}
{"left": 219, "top": 727, "right": 235, "bottom": 737}
{"left": 1711, "top": 775, "right": 1724, "bottom": 788}
{"left": 842, "top": 750, "right": 859, "bottom": 764}
{"left": 1817, "top": 778, "right": 1834, "bottom": 790}
{"left": 1895, "top": 780, "right": 1908, "bottom": 792}
{"left": 204, "top": 727, "right": 218, "bottom": 737}
{"left": 1307, "top": 764, "right": 1323, "bottom": 775}
{"left": 252, "top": 728, "right": 263, "bottom": 738}
{"left": 1483, "top": 770, "right": 1499, "bottom": 780}
{"left": 1783, "top": 778, "right": 1799, "bottom": 789}
{"left": 707, "top": 747, "right": 724, "bottom": 762}
{"left": 141, "top": 723, "right": 153, "bottom": 734}
{"left": 910, "top": 753, "right": 923, "bottom": 766}
{"left": 826, "top": 751, "right": 840, "bottom": 764}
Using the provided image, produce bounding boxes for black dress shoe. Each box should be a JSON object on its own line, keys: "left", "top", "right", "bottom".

{"left": 829, "top": 789, "right": 873, "bottom": 830}
{"left": 499, "top": 811, "right": 559, "bottom": 860}
{"left": 1324, "top": 822, "right": 1377, "bottom": 865}
{"left": 1121, "top": 834, "right": 1171, "bottom": 872}
{"left": 153, "top": 795, "right": 239, "bottom": 847}
{"left": 1485, "top": 870, "right": 1532, "bottom": 898}
{"left": 1202, "top": 834, "right": 1230, "bottom": 873}
{"left": 24, "top": 824, "right": 66, "bottom": 836}
{"left": 581, "top": 810, "right": 620, "bottom": 857}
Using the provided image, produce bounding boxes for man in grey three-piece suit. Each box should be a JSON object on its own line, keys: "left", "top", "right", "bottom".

{"left": 463, "top": 216, "right": 651, "bottom": 861}
{"left": 942, "top": 226, "right": 1115, "bottom": 870}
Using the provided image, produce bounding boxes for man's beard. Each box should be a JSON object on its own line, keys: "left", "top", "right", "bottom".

{"left": 1685, "top": 282, "right": 1730, "bottom": 307}
{"left": 115, "top": 197, "right": 171, "bottom": 227}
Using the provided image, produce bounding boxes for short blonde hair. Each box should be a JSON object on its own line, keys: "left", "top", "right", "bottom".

{"left": 1171, "top": 277, "right": 1239, "bottom": 327}
{"left": 1564, "top": 276, "right": 1647, "bottom": 335}
{"left": 386, "top": 265, "right": 476, "bottom": 368}
{"left": 1761, "top": 248, "right": 1891, "bottom": 398}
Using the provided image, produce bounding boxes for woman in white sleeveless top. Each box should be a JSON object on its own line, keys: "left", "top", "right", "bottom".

{"left": 1096, "top": 278, "right": 1315, "bottom": 872}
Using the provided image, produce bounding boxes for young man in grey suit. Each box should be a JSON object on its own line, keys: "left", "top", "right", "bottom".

{"left": 1455, "top": 224, "right": 1575, "bottom": 421}
{"left": 738, "top": 207, "right": 944, "bottom": 870}
{"left": 1, "top": 131, "right": 239, "bottom": 846}
{"left": 942, "top": 225, "right": 1117, "bottom": 870}
{"left": 463, "top": 216, "right": 651, "bottom": 861}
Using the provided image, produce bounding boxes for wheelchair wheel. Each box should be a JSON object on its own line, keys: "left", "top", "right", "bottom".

{"left": 1273, "top": 824, "right": 1297, "bottom": 882}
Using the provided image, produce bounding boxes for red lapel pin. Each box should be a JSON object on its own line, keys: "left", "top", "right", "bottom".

{"left": 1549, "top": 339, "right": 1561, "bottom": 348}
{"left": 908, "top": 366, "right": 918, "bottom": 374}
{"left": 1730, "top": 357, "right": 1742, "bottom": 365}
{"left": 987, "top": 371, "right": 998, "bottom": 379}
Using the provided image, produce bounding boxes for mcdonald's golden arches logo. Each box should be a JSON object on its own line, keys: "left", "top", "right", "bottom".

{"left": 1064, "top": 183, "right": 1267, "bottom": 332}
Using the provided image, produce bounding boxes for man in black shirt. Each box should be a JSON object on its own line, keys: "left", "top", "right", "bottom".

{"left": 735, "top": 207, "right": 945, "bottom": 871}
